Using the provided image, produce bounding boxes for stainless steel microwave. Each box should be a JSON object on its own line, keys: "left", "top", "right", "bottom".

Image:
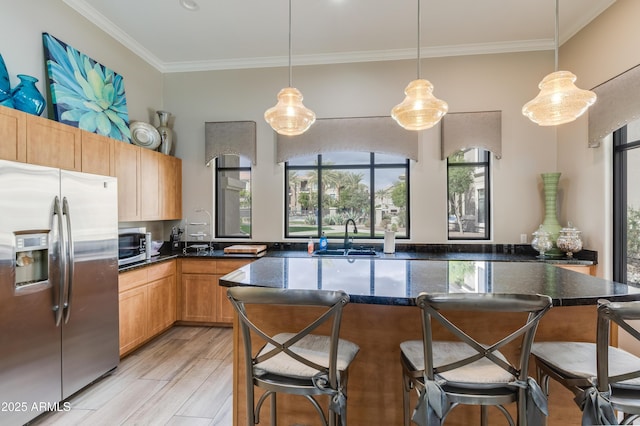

{"left": 118, "top": 227, "right": 149, "bottom": 267}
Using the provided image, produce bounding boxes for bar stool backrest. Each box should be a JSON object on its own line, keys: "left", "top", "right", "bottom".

{"left": 417, "top": 293, "right": 553, "bottom": 383}
{"left": 597, "top": 299, "right": 640, "bottom": 392}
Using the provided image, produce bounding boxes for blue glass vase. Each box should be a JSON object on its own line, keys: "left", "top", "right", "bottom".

{"left": 11, "top": 74, "right": 45, "bottom": 116}
{"left": 0, "top": 54, "right": 13, "bottom": 108}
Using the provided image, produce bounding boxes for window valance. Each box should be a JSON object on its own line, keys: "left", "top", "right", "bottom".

{"left": 205, "top": 121, "right": 256, "bottom": 166}
{"left": 588, "top": 64, "right": 640, "bottom": 148}
{"left": 276, "top": 116, "right": 419, "bottom": 163}
{"left": 441, "top": 111, "right": 502, "bottom": 160}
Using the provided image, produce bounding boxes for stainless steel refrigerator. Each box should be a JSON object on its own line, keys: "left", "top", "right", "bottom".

{"left": 0, "top": 159, "right": 119, "bottom": 425}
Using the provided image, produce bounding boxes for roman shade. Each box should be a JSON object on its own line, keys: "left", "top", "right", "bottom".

{"left": 588, "top": 64, "right": 640, "bottom": 148}
{"left": 276, "top": 116, "right": 419, "bottom": 163}
{"left": 205, "top": 121, "right": 256, "bottom": 166}
{"left": 441, "top": 111, "right": 502, "bottom": 160}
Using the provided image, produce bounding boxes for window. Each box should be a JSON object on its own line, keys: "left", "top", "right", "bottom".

{"left": 613, "top": 120, "right": 640, "bottom": 285}
{"left": 285, "top": 152, "right": 409, "bottom": 239}
{"left": 447, "top": 148, "right": 490, "bottom": 240}
{"left": 215, "top": 155, "right": 251, "bottom": 238}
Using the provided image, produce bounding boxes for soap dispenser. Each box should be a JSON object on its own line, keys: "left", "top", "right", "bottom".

{"left": 307, "top": 237, "right": 314, "bottom": 255}
{"left": 319, "top": 232, "right": 328, "bottom": 251}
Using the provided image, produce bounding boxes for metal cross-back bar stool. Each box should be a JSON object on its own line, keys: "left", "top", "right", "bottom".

{"left": 400, "top": 292, "right": 553, "bottom": 426}
{"left": 227, "top": 286, "right": 360, "bottom": 426}
{"left": 531, "top": 299, "right": 640, "bottom": 425}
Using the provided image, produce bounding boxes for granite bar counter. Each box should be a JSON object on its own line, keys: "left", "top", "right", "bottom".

{"left": 219, "top": 257, "right": 636, "bottom": 306}
{"left": 220, "top": 257, "right": 640, "bottom": 426}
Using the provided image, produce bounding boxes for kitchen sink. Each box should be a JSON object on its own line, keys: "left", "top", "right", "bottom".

{"left": 312, "top": 248, "right": 378, "bottom": 257}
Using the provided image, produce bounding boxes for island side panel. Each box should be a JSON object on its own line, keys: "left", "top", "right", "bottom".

{"left": 232, "top": 303, "right": 597, "bottom": 425}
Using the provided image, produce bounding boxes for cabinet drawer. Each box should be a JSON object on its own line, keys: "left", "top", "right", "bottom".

{"left": 147, "top": 259, "right": 176, "bottom": 281}
{"left": 180, "top": 259, "right": 217, "bottom": 274}
{"left": 119, "top": 268, "right": 148, "bottom": 293}
{"left": 216, "top": 259, "right": 251, "bottom": 274}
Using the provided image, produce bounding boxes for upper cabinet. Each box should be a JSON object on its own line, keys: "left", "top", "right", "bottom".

{"left": 81, "top": 131, "right": 115, "bottom": 176}
{"left": 114, "top": 142, "right": 141, "bottom": 221}
{"left": 25, "top": 114, "right": 82, "bottom": 171}
{"left": 0, "top": 106, "right": 26, "bottom": 162}
{"left": 0, "top": 106, "right": 182, "bottom": 221}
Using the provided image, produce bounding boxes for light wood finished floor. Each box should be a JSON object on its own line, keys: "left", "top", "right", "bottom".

{"left": 31, "top": 326, "right": 233, "bottom": 426}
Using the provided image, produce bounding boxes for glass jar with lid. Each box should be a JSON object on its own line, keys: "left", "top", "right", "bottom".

{"left": 531, "top": 225, "right": 553, "bottom": 258}
{"left": 556, "top": 222, "right": 583, "bottom": 258}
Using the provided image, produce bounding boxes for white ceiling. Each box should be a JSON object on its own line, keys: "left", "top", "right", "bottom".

{"left": 62, "top": 0, "right": 616, "bottom": 73}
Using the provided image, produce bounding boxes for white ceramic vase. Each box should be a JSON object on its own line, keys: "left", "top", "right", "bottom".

{"left": 156, "top": 110, "right": 173, "bottom": 155}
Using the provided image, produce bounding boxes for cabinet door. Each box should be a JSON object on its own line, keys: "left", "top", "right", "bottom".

{"left": 0, "top": 105, "right": 26, "bottom": 162}
{"left": 113, "top": 142, "right": 140, "bottom": 221}
{"left": 118, "top": 286, "right": 148, "bottom": 356}
{"left": 81, "top": 131, "right": 114, "bottom": 176}
{"left": 159, "top": 155, "right": 182, "bottom": 220}
{"left": 25, "top": 114, "right": 81, "bottom": 170}
{"left": 215, "top": 276, "right": 234, "bottom": 323}
{"left": 180, "top": 274, "right": 217, "bottom": 322}
{"left": 148, "top": 276, "right": 176, "bottom": 336}
{"left": 140, "top": 149, "right": 161, "bottom": 220}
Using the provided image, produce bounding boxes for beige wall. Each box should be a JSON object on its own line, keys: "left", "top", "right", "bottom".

{"left": 558, "top": 0, "right": 640, "bottom": 279}
{"left": 2, "top": 0, "right": 163, "bottom": 125}
{"left": 165, "top": 51, "right": 561, "bottom": 244}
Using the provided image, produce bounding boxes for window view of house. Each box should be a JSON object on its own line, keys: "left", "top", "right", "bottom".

{"left": 614, "top": 119, "right": 640, "bottom": 285}
{"left": 447, "top": 148, "right": 490, "bottom": 240}
{"left": 285, "top": 152, "right": 409, "bottom": 238}
{"left": 215, "top": 155, "right": 251, "bottom": 238}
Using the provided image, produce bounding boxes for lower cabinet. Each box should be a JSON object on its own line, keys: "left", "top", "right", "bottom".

{"left": 556, "top": 264, "right": 596, "bottom": 276}
{"left": 118, "top": 260, "right": 176, "bottom": 356}
{"left": 178, "top": 258, "right": 252, "bottom": 324}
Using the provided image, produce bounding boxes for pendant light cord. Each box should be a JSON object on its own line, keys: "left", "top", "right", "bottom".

{"left": 417, "top": 0, "right": 421, "bottom": 79}
{"left": 288, "top": 0, "right": 293, "bottom": 87}
{"left": 554, "top": 0, "right": 559, "bottom": 71}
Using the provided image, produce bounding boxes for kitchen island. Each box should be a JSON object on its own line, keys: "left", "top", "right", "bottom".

{"left": 220, "top": 257, "right": 640, "bottom": 425}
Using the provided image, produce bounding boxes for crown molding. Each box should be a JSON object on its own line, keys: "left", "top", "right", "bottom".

{"left": 64, "top": 0, "right": 554, "bottom": 74}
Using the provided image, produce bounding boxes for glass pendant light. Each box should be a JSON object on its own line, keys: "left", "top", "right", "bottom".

{"left": 265, "top": 0, "right": 315, "bottom": 136}
{"left": 522, "top": 0, "right": 596, "bottom": 126}
{"left": 391, "top": 0, "right": 448, "bottom": 131}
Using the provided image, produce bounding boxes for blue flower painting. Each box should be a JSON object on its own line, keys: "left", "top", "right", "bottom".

{"left": 42, "top": 33, "right": 131, "bottom": 142}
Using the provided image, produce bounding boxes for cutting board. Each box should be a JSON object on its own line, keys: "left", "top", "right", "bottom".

{"left": 223, "top": 244, "right": 267, "bottom": 254}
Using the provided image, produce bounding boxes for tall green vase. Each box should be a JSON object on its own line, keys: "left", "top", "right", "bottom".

{"left": 540, "top": 172, "right": 562, "bottom": 256}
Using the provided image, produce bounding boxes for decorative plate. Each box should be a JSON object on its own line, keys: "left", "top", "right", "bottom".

{"left": 130, "top": 121, "right": 161, "bottom": 149}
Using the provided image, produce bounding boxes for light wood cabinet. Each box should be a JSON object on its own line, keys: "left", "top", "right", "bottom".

{"left": 81, "top": 131, "right": 114, "bottom": 176}
{"left": 113, "top": 143, "right": 183, "bottom": 221}
{"left": 556, "top": 264, "right": 596, "bottom": 276}
{"left": 118, "top": 260, "right": 176, "bottom": 357}
{"left": 178, "top": 258, "right": 252, "bottom": 324}
{"left": 25, "top": 114, "right": 82, "bottom": 171}
{"left": 140, "top": 148, "right": 162, "bottom": 220}
{"left": 160, "top": 154, "right": 182, "bottom": 220}
{"left": 0, "top": 107, "right": 182, "bottom": 221}
{"left": 113, "top": 142, "right": 141, "bottom": 221}
{"left": 0, "top": 105, "right": 26, "bottom": 162}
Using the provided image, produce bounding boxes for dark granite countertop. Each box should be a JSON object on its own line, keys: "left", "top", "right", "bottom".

{"left": 219, "top": 257, "right": 640, "bottom": 307}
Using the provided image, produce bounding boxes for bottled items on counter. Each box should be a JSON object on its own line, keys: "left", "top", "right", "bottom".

{"left": 307, "top": 237, "right": 314, "bottom": 255}
{"left": 531, "top": 225, "right": 553, "bottom": 258}
{"left": 556, "top": 222, "right": 583, "bottom": 258}
{"left": 319, "top": 232, "right": 328, "bottom": 251}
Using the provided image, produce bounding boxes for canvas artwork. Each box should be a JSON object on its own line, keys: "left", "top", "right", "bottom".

{"left": 42, "top": 32, "right": 131, "bottom": 142}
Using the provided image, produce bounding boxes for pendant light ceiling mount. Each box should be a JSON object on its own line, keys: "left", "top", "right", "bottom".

{"left": 522, "top": 0, "right": 596, "bottom": 126}
{"left": 391, "top": 0, "right": 448, "bottom": 131}
{"left": 264, "top": 0, "right": 316, "bottom": 136}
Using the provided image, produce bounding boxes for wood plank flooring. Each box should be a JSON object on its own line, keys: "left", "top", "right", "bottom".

{"left": 31, "top": 326, "right": 233, "bottom": 426}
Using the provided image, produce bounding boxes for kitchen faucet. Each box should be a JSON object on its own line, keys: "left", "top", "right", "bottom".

{"left": 343, "top": 218, "right": 358, "bottom": 251}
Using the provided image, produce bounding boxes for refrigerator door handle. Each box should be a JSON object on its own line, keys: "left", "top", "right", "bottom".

{"left": 62, "top": 197, "right": 74, "bottom": 324}
{"left": 53, "top": 196, "right": 65, "bottom": 327}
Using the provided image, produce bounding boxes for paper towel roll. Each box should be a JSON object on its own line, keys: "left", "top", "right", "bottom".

{"left": 384, "top": 230, "right": 395, "bottom": 254}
